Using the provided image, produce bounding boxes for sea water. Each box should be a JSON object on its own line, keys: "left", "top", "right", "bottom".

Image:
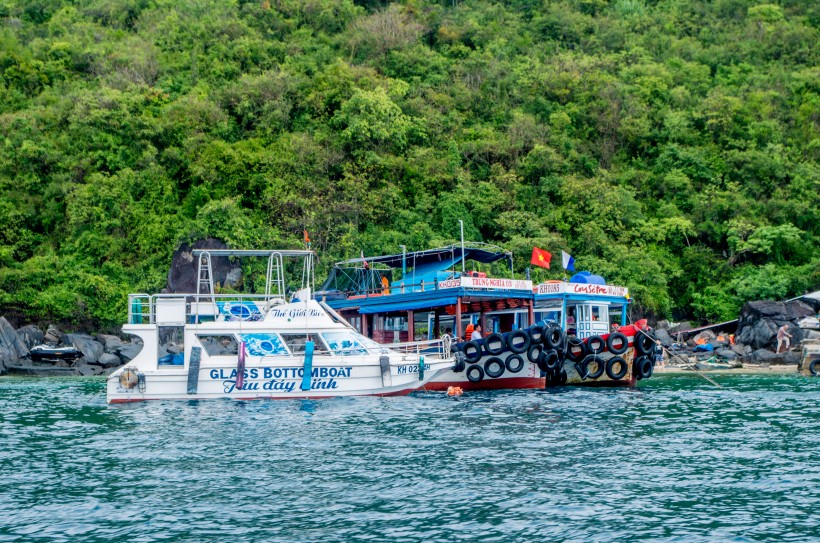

{"left": 1, "top": 374, "right": 818, "bottom": 542}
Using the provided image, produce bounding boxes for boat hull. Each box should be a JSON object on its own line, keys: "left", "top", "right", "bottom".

{"left": 107, "top": 361, "right": 453, "bottom": 403}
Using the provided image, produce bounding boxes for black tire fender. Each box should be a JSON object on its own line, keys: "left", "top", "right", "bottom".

{"left": 528, "top": 324, "right": 545, "bottom": 344}
{"left": 505, "top": 354, "right": 525, "bottom": 374}
{"left": 452, "top": 352, "right": 466, "bottom": 373}
{"left": 605, "top": 356, "right": 628, "bottom": 380}
{"left": 635, "top": 332, "right": 655, "bottom": 355}
{"left": 544, "top": 324, "right": 564, "bottom": 350}
{"left": 527, "top": 343, "right": 543, "bottom": 363}
{"left": 466, "top": 364, "right": 484, "bottom": 383}
{"left": 462, "top": 341, "right": 482, "bottom": 363}
{"left": 484, "top": 356, "right": 505, "bottom": 379}
{"left": 606, "top": 332, "right": 628, "bottom": 355}
{"left": 566, "top": 337, "right": 587, "bottom": 362}
{"left": 586, "top": 335, "right": 605, "bottom": 354}
{"left": 484, "top": 333, "right": 505, "bottom": 355}
{"left": 634, "top": 355, "right": 653, "bottom": 380}
{"left": 507, "top": 329, "right": 531, "bottom": 354}
{"left": 540, "top": 349, "right": 561, "bottom": 371}
{"left": 580, "top": 355, "right": 605, "bottom": 380}
{"left": 810, "top": 359, "right": 820, "bottom": 376}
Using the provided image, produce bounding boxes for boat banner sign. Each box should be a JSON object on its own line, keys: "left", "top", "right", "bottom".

{"left": 536, "top": 282, "right": 629, "bottom": 298}
{"left": 439, "top": 277, "right": 533, "bottom": 290}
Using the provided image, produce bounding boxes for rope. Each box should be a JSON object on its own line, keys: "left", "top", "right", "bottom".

{"left": 635, "top": 327, "right": 724, "bottom": 389}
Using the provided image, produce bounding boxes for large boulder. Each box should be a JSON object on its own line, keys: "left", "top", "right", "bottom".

{"left": 669, "top": 321, "right": 693, "bottom": 335}
{"left": 750, "top": 349, "right": 778, "bottom": 364}
{"left": 97, "top": 353, "right": 123, "bottom": 369}
{"left": 654, "top": 328, "right": 673, "bottom": 347}
{"left": 716, "top": 348, "right": 738, "bottom": 360}
{"left": 0, "top": 317, "right": 29, "bottom": 373}
{"left": 16, "top": 325, "right": 44, "bottom": 350}
{"left": 735, "top": 300, "right": 813, "bottom": 350}
{"left": 166, "top": 238, "right": 243, "bottom": 293}
{"left": 96, "top": 334, "right": 125, "bottom": 353}
{"left": 116, "top": 343, "right": 143, "bottom": 363}
{"left": 66, "top": 334, "right": 104, "bottom": 364}
{"left": 693, "top": 329, "right": 716, "bottom": 343}
{"left": 44, "top": 324, "right": 66, "bottom": 345}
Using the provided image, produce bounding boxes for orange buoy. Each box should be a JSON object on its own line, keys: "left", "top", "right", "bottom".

{"left": 446, "top": 386, "right": 463, "bottom": 396}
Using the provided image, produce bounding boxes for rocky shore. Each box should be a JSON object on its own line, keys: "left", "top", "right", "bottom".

{"left": 0, "top": 317, "right": 140, "bottom": 376}
{"left": 1, "top": 294, "right": 817, "bottom": 378}
{"left": 653, "top": 298, "right": 820, "bottom": 371}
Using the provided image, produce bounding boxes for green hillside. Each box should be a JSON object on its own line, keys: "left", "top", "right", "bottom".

{"left": 0, "top": 0, "right": 818, "bottom": 328}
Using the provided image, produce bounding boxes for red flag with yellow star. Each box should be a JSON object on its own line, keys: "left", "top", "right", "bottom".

{"left": 531, "top": 247, "right": 551, "bottom": 269}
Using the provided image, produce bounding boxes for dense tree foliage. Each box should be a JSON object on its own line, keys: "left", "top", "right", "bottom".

{"left": 0, "top": 0, "right": 817, "bottom": 327}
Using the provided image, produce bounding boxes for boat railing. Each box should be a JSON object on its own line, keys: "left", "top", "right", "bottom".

{"left": 127, "top": 293, "right": 287, "bottom": 325}
{"left": 383, "top": 338, "right": 450, "bottom": 359}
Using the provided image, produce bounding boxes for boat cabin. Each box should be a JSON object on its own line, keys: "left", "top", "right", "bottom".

{"left": 318, "top": 244, "right": 535, "bottom": 343}
{"left": 534, "top": 272, "right": 630, "bottom": 339}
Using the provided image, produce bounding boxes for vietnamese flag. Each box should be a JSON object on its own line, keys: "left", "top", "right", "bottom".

{"left": 531, "top": 247, "right": 551, "bottom": 269}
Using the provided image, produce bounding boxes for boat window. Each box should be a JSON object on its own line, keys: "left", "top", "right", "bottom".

{"left": 239, "top": 333, "right": 289, "bottom": 356}
{"left": 280, "top": 333, "right": 329, "bottom": 356}
{"left": 197, "top": 335, "right": 238, "bottom": 356}
{"left": 158, "top": 326, "right": 184, "bottom": 367}
{"left": 322, "top": 331, "right": 371, "bottom": 356}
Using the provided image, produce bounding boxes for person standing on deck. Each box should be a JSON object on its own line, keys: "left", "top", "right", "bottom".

{"left": 471, "top": 324, "right": 482, "bottom": 341}
{"left": 464, "top": 323, "right": 474, "bottom": 341}
{"left": 776, "top": 324, "right": 792, "bottom": 353}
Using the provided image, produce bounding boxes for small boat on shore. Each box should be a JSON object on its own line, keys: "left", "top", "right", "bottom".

{"left": 107, "top": 250, "right": 455, "bottom": 403}
{"left": 30, "top": 345, "right": 84, "bottom": 362}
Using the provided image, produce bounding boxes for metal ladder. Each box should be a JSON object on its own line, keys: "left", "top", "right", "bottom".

{"left": 265, "top": 252, "right": 286, "bottom": 303}
{"left": 195, "top": 251, "right": 217, "bottom": 323}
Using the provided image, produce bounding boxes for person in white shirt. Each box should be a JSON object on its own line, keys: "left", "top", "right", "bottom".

{"left": 470, "top": 324, "right": 482, "bottom": 341}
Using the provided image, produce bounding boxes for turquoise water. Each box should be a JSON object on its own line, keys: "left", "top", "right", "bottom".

{"left": 1, "top": 374, "right": 819, "bottom": 542}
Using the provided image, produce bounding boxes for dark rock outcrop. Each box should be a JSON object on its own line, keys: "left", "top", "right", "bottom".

{"left": 735, "top": 300, "right": 814, "bottom": 350}
{"left": 716, "top": 348, "right": 738, "bottom": 360}
{"left": 654, "top": 328, "right": 673, "bottom": 347}
{"left": 96, "top": 334, "right": 125, "bottom": 353}
{"left": 0, "top": 317, "right": 29, "bottom": 373}
{"left": 66, "top": 334, "right": 104, "bottom": 364}
{"left": 97, "top": 353, "right": 123, "bottom": 368}
{"left": 167, "top": 238, "right": 243, "bottom": 293}
{"left": 44, "top": 324, "right": 66, "bottom": 345}
{"left": 16, "top": 325, "right": 44, "bottom": 350}
{"left": 116, "top": 343, "right": 143, "bottom": 363}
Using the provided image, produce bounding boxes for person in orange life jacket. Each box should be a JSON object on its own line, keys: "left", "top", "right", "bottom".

{"left": 381, "top": 275, "right": 390, "bottom": 294}
{"left": 470, "top": 323, "right": 483, "bottom": 341}
{"left": 464, "top": 323, "right": 474, "bottom": 341}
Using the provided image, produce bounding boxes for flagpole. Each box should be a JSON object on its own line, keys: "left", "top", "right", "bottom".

{"left": 458, "top": 219, "right": 465, "bottom": 273}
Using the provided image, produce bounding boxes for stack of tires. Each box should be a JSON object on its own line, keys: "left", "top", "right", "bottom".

{"left": 566, "top": 332, "right": 628, "bottom": 383}
{"left": 452, "top": 322, "right": 569, "bottom": 386}
{"left": 564, "top": 330, "right": 658, "bottom": 383}
{"left": 531, "top": 323, "right": 568, "bottom": 387}
{"left": 631, "top": 330, "right": 661, "bottom": 381}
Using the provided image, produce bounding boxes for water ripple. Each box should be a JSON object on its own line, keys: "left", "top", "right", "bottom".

{"left": 1, "top": 374, "right": 819, "bottom": 542}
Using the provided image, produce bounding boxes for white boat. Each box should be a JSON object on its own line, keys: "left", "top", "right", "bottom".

{"left": 107, "top": 250, "right": 455, "bottom": 403}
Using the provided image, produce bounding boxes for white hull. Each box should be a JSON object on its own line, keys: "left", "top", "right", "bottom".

{"left": 108, "top": 352, "right": 453, "bottom": 403}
